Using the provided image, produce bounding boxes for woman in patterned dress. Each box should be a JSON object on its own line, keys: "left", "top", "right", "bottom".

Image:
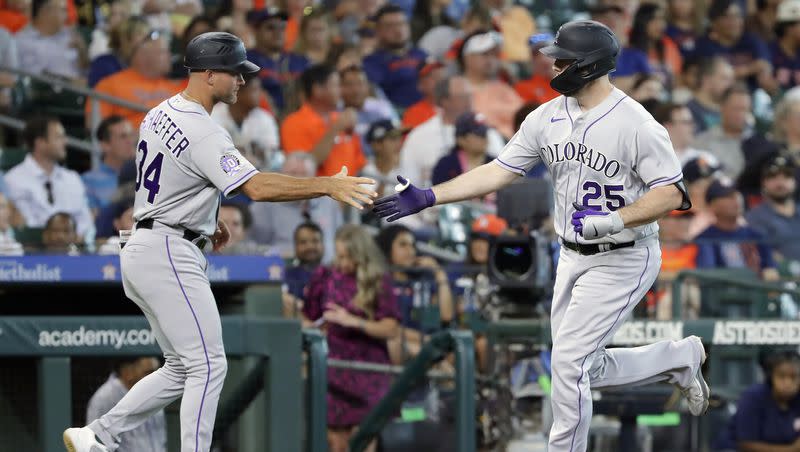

{"left": 302, "top": 224, "right": 400, "bottom": 452}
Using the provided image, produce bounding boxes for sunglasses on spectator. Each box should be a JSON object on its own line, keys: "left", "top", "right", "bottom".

{"left": 131, "top": 30, "right": 162, "bottom": 55}
{"left": 303, "top": 5, "right": 325, "bottom": 16}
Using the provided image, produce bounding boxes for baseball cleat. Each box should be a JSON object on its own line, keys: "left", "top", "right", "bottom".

{"left": 679, "top": 335, "right": 710, "bottom": 416}
{"left": 63, "top": 427, "right": 109, "bottom": 452}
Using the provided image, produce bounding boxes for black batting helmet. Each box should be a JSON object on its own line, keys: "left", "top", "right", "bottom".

{"left": 184, "top": 32, "right": 260, "bottom": 75}
{"left": 539, "top": 20, "right": 619, "bottom": 95}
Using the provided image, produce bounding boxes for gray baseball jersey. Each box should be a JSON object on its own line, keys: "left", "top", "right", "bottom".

{"left": 133, "top": 94, "right": 258, "bottom": 236}
{"left": 494, "top": 87, "right": 683, "bottom": 244}
{"left": 87, "top": 94, "right": 257, "bottom": 452}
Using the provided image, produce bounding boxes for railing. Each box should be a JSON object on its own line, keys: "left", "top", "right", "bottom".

{"left": 0, "top": 114, "right": 94, "bottom": 153}
{"left": 670, "top": 268, "right": 800, "bottom": 318}
{"left": 0, "top": 315, "right": 304, "bottom": 452}
{"left": 0, "top": 64, "right": 149, "bottom": 168}
{"left": 348, "top": 330, "right": 476, "bottom": 452}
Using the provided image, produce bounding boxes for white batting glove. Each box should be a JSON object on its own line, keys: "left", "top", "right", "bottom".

{"left": 571, "top": 203, "right": 625, "bottom": 239}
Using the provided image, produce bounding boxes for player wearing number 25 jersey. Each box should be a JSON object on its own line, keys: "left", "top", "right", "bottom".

{"left": 63, "top": 32, "right": 377, "bottom": 452}
{"left": 373, "top": 21, "right": 709, "bottom": 452}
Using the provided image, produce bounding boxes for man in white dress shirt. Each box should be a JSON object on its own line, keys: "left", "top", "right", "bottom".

{"left": 399, "top": 74, "right": 505, "bottom": 189}
{"left": 210, "top": 76, "right": 280, "bottom": 170}
{"left": 4, "top": 116, "right": 94, "bottom": 241}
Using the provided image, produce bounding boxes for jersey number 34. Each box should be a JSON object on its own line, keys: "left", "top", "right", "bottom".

{"left": 582, "top": 181, "right": 625, "bottom": 211}
{"left": 135, "top": 140, "right": 163, "bottom": 204}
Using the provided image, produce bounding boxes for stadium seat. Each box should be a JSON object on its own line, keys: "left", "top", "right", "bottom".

{"left": 13, "top": 227, "right": 43, "bottom": 250}
{"left": 0, "top": 147, "right": 26, "bottom": 171}
{"left": 694, "top": 268, "right": 779, "bottom": 318}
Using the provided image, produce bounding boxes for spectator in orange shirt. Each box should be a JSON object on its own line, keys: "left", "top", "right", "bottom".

{"left": 88, "top": 30, "right": 182, "bottom": 128}
{"left": 401, "top": 58, "right": 445, "bottom": 129}
{"left": 514, "top": 33, "right": 559, "bottom": 105}
{"left": 0, "top": 0, "right": 29, "bottom": 33}
{"left": 459, "top": 29, "right": 523, "bottom": 138}
{"left": 655, "top": 209, "right": 700, "bottom": 319}
{"left": 281, "top": 64, "right": 366, "bottom": 177}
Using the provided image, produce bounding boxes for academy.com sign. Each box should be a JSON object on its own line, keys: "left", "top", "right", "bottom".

{"left": 38, "top": 326, "right": 156, "bottom": 349}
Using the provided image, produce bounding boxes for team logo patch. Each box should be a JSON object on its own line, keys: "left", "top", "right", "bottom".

{"left": 220, "top": 153, "right": 242, "bottom": 175}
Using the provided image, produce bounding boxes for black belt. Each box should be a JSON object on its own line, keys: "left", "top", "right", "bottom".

{"left": 136, "top": 219, "right": 208, "bottom": 250}
{"left": 561, "top": 240, "right": 634, "bottom": 255}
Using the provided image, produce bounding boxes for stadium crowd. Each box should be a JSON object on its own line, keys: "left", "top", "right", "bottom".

{"left": 4, "top": 0, "right": 800, "bottom": 449}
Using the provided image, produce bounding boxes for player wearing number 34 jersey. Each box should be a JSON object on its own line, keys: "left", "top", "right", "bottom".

{"left": 373, "top": 21, "right": 709, "bottom": 452}
{"left": 63, "top": 33, "right": 378, "bottom": 452}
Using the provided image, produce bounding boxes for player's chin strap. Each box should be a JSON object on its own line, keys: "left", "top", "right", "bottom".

{"left": 673, "top": 180, "right": 693, "bottom": 211}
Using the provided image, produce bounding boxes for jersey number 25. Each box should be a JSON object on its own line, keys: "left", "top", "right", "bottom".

{"left": 135, "top": 140, "right": 163, "bottom": 204}
{"left": 582, "top": 181, "right": 625, "bottom": 211}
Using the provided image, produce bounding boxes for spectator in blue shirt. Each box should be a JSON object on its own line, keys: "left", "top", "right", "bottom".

{"left": 695, "top": 180, "right": 780, "bottom": 280}
{"left": 590, "top": 3, "right": 653, "bottom": 93}
{"left": 431, "top": 111, "right": 493, "bottom": 186}
{"left": 665, "top": 0, "right": 703, "bottom": 57}
{"left": 771, "top": 0, "right": 800, "bottom": 93}
{"left": 691, "top": 0, "right": 777, "bottom": 94}
{"left": 746, "top": 155, "right": 800, "bottom": 262}
{"left": 246, "top": 8, "right": 310, "bottom": 114}
{"left": 362, "top": 5, "right": 428, "bottom": 109}
{"left": 715, "top": 351, "right": 800, "bottom": 451}
{"left": 282, "top": 222, "right": 325, "bottom": 318}
{"left": 82, "top": 116, "right": 136, "bottom": 213}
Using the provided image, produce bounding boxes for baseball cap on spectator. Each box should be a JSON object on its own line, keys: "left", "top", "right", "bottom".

{"left": 418, "top": 57, "right": 445, "bottom": 78}
{"left": 682, "top": 156, "right": 721, "bottom": 184}
{"left": 247, "top": 8, "right": 289, "bottom": 26}
{"left": 462, "top": 30, "right": 503, "bottom": 55}
{"left": 471, "top": 214, "right": 508, "bottom": 239}
{"left": 761, "top": 154, "right": 796, "bottom": 179}
{"left": 778, "top": 0, "right": 800, "bottom": 23}
{"left": 705, "top": 179, "right": 737, "bottom": 204}
{"left": 707, "top": 0, "right": 738, "bottom": 21}
{"left": 455, "top": 112, "right": 489, "bottom": 137}
{"left": 366, "top": 119, "right": 405, "bottom": 143}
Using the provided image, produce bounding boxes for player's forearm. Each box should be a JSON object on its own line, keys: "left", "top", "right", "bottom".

{"left": 240, "top": 172, "right": 332, "bottom": 201}
{"left": 431, "top": 162, "right": 519, "bottom": 205}
{"left": 617, "top": 185, "right": 683, "bottom": 228}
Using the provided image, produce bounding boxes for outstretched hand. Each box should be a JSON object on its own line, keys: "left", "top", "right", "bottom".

{"left": 327, "top": 166, "right": 378, "bottom": 210}
{"left": 372, "top": 176, "right": 436, "bottom": 222}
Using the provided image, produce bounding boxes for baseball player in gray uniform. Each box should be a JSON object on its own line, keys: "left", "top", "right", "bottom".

{"left": 64, "top": 32, "right": 377, "bottom": 452}
{"left": 373, "top": 21, "right": 709, "bottom": 452}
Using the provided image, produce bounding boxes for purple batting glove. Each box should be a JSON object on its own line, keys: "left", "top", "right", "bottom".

{"left": 571, "top": 202, "right": 625, "bottom": 239}
{"left": 373, "top": 176, "right": 436, "bottom": 222}
{"left": 571, "top": 202, "right": 608, "bottom": 235}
